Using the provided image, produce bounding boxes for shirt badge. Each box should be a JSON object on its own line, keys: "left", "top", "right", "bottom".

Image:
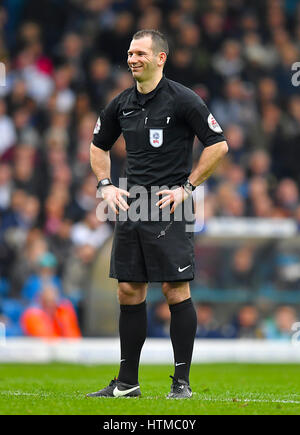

{"left": 149, "top": 129, "right": 163, "bottom": 147}
{"left": 207, "top": 113, "right": 222, "bottom": 133}
{"left": 93, "top": 117, "right": 101, "bottom": 134}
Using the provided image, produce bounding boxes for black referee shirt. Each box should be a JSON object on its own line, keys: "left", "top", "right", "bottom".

{"left": 93, "top": 76, "right": 226, "bottom": 189}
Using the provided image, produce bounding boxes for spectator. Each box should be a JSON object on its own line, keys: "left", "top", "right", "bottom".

{"left": 212, "top": 39, "right": 244, "bottom": 79}
{"left": 262, "top": 306, "right": 298, "bottom": 340}
{"left": 211, "top": 77, "right": 257, "bottom": 130}
{"left": 87, "top": 57, "right": 114, "bottom": 110}
{"left": 95, "top": 11, "right": 134, "bottom": 65}
{"left": 62, "top": 244, "right": 97, "bottom": 322}
{"left": 13, "top": 105, "right": 40, "bottom": 147}
{"left": 147, "top": 301, "right": 171, "bottom": 338}
{"left": 53, "top": 64, "right": 76, "bottom": 113}
{"left": 275, "top": 251, "right": 300, "bottom": 291}
{"left": 13, "top": 144, "right": 38, "bottom": 194}
{"left": 248, "top": 102, "right": 284, "bottom": 152}
{"left": 216, "top": 184, "right": 245, "bottom": 217}
{"left": 48, "top": 219, "right": 73, "bottom": 276}
{"left": 196, "top": 304, "right": 224, "bottom": 339}
{"left": 9, "top": 229, "right": 48, "bottom": 297}
{"left": 248, "top": 149, "right": 271, "bottom": 179}
{"left": 44, "top": 194, "right": 66, "bottom": 236}
{"left": 0, "top": 163, "right": 13, "bottom": 211}
{"left": 243, "top": 32, "right": 278, "bottom": 72}
{"left": 54, "top": 32, "right": 85, "bottom": 86}
{"left": 136, "top": 6, "right": 163, "bottom": 31}
{"left": 17, "top": 43, "right": 54, "bottom": 105}
{"left": 227, "top": 305, "right": 263, "bottom": 339}
{"left": 66, "top": 174, "right": 98, "bottom": 222}
{"left": 0, "top": 298, "right": 24, "bottom": 337}
{"left": 44, "top": 111, "right": 70, "bottom": 151}
{"left": 256, "top": 77, "right": 279, "bottom": 106}
{"left": 223, "top": 124, "right": 246, "bottom": 165}
{"left": 224, "top": 163, "right": 248, "bottom": 198}
{"left": 74, "top": 112, "right": 98, "bottom": 178}
{"left": 226, "top": 247, "right": 257, "bottom": 290}
{"left": 70, "top": 208, "right": 112, "bottom": 249}
{"left": 21, "top": 252, "right": 62, "bottom": 303}
{"left": 0, "top": 190, "right": 39, "bottom": 236}
{"left": 21, "top": 284, "right": 81, "bottom": 338}
{"left": 201, "top": 10, "right": 225, "bottom": 52}
{"left": 166, "top": 47, "right": 199, "bottom": 87}
{"left": 276, "top": 178, "right": 299, "bottom": 217}
{"left": 0, "top": 99, "right": 16, "bottom": 157}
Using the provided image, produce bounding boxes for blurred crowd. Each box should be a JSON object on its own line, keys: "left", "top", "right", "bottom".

{"left": 0, "top": 0, "right": 300, "bottom": 337}
{"left": 148, "top": 301, "right": 299, "bottom": 341}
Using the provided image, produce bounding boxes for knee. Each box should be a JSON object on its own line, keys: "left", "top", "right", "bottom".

{"left": 118, "top": 282, "right": 147, "bottom": 305}
{"left": 162, "top": 282, "right": 190, "bottom": 305}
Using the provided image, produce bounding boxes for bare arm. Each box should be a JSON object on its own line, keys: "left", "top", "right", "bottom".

{"left": 90, "top": 143, "right": 129, "bottom": 214}
{"left": 90, "top": 142, "right": 111, "bottom": 181}
{"left": 189, "top": 141, "right": 228, "bottom": 186}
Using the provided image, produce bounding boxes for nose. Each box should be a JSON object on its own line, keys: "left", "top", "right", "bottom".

{"left": 128, "top": 53, "right": 138, "bottom": 64}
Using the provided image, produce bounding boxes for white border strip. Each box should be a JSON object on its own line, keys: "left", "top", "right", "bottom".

{"left": 1, "top": 339, "right": 300, "bottom": 364}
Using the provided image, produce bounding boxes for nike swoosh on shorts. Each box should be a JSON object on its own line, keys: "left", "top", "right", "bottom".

{"left": 178, "top": 265, "right": 191, "bottom": 273}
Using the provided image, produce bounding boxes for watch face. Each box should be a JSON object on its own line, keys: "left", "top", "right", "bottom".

{"left": 97, "top": 178, "right": 111, "bottom": 189}
{"left": 186, "top": 180, "right": 195, "bottom": 191}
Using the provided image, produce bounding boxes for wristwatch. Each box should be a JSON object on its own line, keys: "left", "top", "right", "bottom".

{"left": 97, "top": 178, "right": 112, "bottom": 190}
{"left": 182, "top": 179, "right": 196, "bottom": 195}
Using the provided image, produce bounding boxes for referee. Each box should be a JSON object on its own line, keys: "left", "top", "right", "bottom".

{"left": 87, "top": 29, "right": 228, "bottom": 399}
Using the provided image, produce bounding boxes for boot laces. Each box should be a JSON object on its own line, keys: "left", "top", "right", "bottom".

{"left": 170, "top": 375, "right": 185, "bottom": 393}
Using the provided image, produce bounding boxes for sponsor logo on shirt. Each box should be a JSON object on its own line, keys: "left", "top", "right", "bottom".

{"left": 93, "top": 117, "right": 101, "bottom": 134}
{"left": 207, "top": 113, "right": 222, "bottom": 133}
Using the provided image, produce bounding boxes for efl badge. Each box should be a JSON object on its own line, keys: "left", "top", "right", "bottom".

{"left": 207, "top": 113, "right": 222, "bottom": 133}
{"left": 149, "top": 129, "right": 163, "bottom": 147}
{"left": 93, "top": 117, "right": 101, "bottom": 134}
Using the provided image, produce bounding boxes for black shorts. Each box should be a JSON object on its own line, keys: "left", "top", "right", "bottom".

{"left": 109, "top": 194, "right": 195, "bottom": 283}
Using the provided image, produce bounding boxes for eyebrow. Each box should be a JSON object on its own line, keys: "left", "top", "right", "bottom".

{"left": 127, "top": 50, "right": 148, "bottom": 55}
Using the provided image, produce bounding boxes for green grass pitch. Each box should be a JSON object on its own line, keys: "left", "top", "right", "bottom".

{"left": 0, "top": 363, "right": 300, "bottom": 415}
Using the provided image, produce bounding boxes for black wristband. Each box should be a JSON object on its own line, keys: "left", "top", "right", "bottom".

{"left": 97, "top": 178, "right": 112, "bottom": 190}
{"left": 183, "top": 179, "right": 196, "bottom": 192}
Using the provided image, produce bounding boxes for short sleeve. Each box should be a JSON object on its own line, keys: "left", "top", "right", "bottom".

{"left": 92, "top": 97, "right": 121, "bottom": 151}
{"left": 180, "top": 91, "right": 226, "bottom": 147}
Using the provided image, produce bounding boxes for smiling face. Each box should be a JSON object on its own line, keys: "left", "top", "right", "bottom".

{"left": 127, "top": 36, "right": 165, "bottom": 83}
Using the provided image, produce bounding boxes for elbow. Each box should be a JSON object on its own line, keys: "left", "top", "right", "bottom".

{"left": 220, "top": 141, "right": 229, "bottom": 156}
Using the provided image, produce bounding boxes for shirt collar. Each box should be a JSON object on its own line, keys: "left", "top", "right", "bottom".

{"left": 133, "top": 75, "right": 166, "bottom": 105}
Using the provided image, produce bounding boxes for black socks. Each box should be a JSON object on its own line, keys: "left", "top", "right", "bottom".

{"left": 117, "top": 300, "right": 147, "bottom": 385}
{"left": 117, "top": 298, "right": 197, "bottom": 386}
{"left": 169, "top": 298, "right": 197, "bottom": 384}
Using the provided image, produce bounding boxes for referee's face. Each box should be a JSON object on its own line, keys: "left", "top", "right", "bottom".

{"left": 127, "top": 36, "right": 159, "bottom": 82}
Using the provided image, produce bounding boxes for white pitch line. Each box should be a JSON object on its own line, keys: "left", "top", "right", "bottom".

{"left": 1, "top": 391, "right": 300, "bottom": 404}
{"left": 197, "top": 396, "right": 300, "bottom": 405}
{"left": 0, "top": 392, "right": 42, "bottom": 396}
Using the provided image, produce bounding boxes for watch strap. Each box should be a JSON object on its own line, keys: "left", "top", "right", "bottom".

{"left": 97, "top": 178, "right": 112, "bottom": 190}
{"left": 182, "top": 179, "right": 196, "bottom": 195}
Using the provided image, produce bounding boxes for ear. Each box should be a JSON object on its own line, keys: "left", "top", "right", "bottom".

{"left": 158, "top": 52, "right": 167, "bottom": 67}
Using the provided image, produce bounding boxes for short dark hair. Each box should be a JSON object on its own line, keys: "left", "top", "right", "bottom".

{"left": 133, "top": 29, "right": 169, "bottom": 56}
